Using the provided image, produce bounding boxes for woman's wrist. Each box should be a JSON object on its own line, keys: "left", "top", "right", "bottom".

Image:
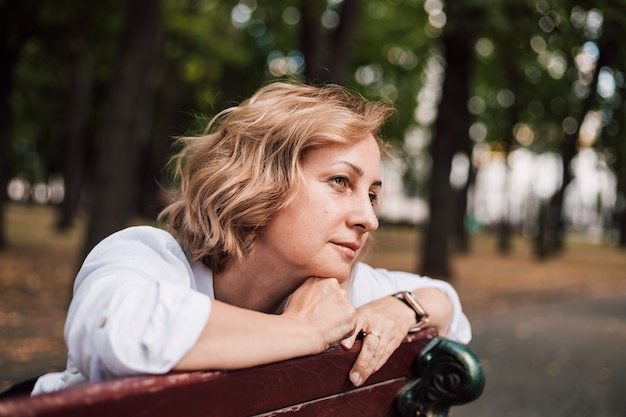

{"left": 402, "top": 288, "right": 453, "bottom": 336}
{"left": 389, "top": 294, "right": 421, "bottom": 333}
{"left": 391, "top": 291, "right": 429, "bottom": 332}
{"left": 279, "top": 314, "right": 329, "bottom": 356}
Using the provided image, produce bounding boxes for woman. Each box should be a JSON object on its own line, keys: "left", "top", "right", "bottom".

{"left": 32, "top": 81, "right": 470, "bottom": 394}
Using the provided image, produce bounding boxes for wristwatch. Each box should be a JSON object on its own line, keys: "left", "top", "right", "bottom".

{"left": 392, "top": 291, "right": 429, "bottom": 333}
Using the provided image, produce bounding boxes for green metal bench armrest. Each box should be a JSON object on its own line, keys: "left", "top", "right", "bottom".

{"left": 397, "top": 337, "right": 485, "bottom": 417}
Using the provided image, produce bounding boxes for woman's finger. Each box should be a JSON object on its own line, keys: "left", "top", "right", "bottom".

{"left": 349, "top": 330, "right": 384, "bottom": 386}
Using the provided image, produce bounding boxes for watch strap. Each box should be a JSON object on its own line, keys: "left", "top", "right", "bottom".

{"left": 392, "top": 291, "right": 429, "bottom": 333}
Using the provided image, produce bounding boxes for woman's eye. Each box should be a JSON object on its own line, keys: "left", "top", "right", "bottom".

{"left": 331, "top": 176, "right": 348, "bottom": 188}
{"left": 369, "top": 192, "right": 379, "bottom": 205}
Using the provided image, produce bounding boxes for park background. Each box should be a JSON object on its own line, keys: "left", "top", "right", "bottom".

{"left": 1, "top": 0, "right": 625, "bottom": 415}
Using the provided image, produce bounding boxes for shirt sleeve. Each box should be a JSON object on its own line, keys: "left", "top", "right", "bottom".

{"left": 349, "top": 262, "right": 472, "bottom": 344}
{"left": 64, "top": 226, "right": 211, "bottom": 382}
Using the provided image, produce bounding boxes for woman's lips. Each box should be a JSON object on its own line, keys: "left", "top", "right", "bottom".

{"left": 332, "top": 242, "right": 359, "bottom": 259}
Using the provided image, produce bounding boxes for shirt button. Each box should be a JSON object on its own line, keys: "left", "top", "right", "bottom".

{"left": 98, "top": 317, "right": 107, "bottom": 328}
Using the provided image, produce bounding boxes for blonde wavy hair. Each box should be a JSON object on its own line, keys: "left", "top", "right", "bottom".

{"left": 159, "top": 81, "right": 393, "bottom": 273}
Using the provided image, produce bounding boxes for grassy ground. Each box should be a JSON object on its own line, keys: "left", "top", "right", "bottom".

{"left": 364, "top": 226, "right": 626, "bottom": 314}
{"left": 0, "top": 205, "right": 82, "bottom": 392}
{"left": 1, "top": 203, "right": 625, "bottom": 392}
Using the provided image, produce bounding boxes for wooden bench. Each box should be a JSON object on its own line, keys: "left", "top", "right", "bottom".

{"left": 0, "top": 330, "right": 484, "bottom": 417}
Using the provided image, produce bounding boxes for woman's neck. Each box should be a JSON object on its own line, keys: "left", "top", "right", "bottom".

{"left": 213, "top": 253, "right": 302, "bottom": 314}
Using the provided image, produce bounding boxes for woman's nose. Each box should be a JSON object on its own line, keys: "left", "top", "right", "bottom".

{"left": 350, "top": 194, "right": 379, "bottom": 232}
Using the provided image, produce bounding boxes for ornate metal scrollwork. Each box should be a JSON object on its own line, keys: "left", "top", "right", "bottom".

{"left": 396, "top": 337, "right": 485, "bottom": 417}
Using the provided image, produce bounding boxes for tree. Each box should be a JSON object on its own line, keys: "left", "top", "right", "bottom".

{"left": 56, "top": 40, "right": 94, "bottom": 231}
{"left": 0, "top": 0, "right": 44, "bottom": 248}
{"left": 589, "top": 1, "right": 626, "bottom": 248}
{"left": 300, "top": 0, "right": 363, "bottom": 85}
{"left": 82, "top": 0, "right": 163, "bottom": 259}
{"left": 420, "top": 1, "right": 484, "bottom": 279}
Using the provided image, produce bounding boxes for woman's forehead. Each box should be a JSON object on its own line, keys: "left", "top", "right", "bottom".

{"left": 302, "top": 136, "right": 381, "bottom": 174}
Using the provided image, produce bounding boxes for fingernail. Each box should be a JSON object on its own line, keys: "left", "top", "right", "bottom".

{"left": 350, "top": 372, "right": 362, "bottom": 386}
{"left": 341, "top": 338, "right": 353, "bottom": 349}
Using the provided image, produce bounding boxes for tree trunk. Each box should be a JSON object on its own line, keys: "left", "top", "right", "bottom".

{"left": 299, "top": 1, "right": 325, "bottom": 83}
{"left": 541, "top": 36, "right": 607, "bottom": 258}
{"left": 137, "top": 68, "right": 183, "bottom": 219}
{"left": 420, "top": 36, "right": 474, "bottom": 279}
{"left": 614, "top": 103, "right": 626, "bottom": 248}
{"left": 618, "top": 176, "right": 626, "bottom": 248}
{"left": 82, "top": 0, "right": 163, "bottom": 261}
{"left": 544, "top": 130, "right": 576, "bottom": 257}
{"left": 57, "top": 41, "right": 93, "bottom": 231}
{"left": 0, "top": 0, "right": 43, "bottom": 249}
{"left": 327, "top": 0, "right": 362, "bottom": 84}
{"left": 0, "top": 48, "right": 14, "bottom": 249}
{"left": 300, "top": 0, "right": 362, "bottom": 85}
{"left": 585, "top": 18, "right": 625, "bottom": 249}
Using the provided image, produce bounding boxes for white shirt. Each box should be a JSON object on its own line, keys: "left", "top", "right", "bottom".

{"left": 32, "top": 226, "right": 471, "bottom": 394}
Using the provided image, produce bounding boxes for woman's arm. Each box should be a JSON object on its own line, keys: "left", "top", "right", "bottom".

{"left": 407, "top": 287, "right": 454, "bottom": 336}
{"left": 349, "top": 263, "right": 471, "bottom": 343}
{"left": 175, "top": 277, "right": 357, "bottom": 370}
{"left": 70, "top": 273, "right": 355, "bottom": 378}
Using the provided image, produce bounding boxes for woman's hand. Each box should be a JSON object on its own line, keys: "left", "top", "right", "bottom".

{"left": 341, "top": 288, "right": 453, "bottom": 386}
{"left": 339, "top": 295, "right": 413, "bottom": 387}
{"left": 283, "top": 277, "right": 358, "bottom": 353}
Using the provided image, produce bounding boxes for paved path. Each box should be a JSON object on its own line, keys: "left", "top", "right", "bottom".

{"left": 453, "top": 294, "right": 626, "bottom": 417}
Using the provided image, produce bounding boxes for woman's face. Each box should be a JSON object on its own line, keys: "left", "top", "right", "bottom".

{"left": 259, "top": 134, "right": 381, "bottom": 283}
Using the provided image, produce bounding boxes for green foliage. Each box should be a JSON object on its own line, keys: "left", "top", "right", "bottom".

{"left": 470, "top": 0, "right": 626, "bottom": 161}
{"left": 9, "top": 0, "right": 124, "bottom": 183}
{"left": 162, "top": 1, "right": 258, "bottom": 114}
{"left": 5, "top": 0, "right": 626, "bottom": 204}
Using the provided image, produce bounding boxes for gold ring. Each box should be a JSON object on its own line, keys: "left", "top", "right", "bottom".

{"left": 366, "top": 331, "right": 381, "bottom": 338}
